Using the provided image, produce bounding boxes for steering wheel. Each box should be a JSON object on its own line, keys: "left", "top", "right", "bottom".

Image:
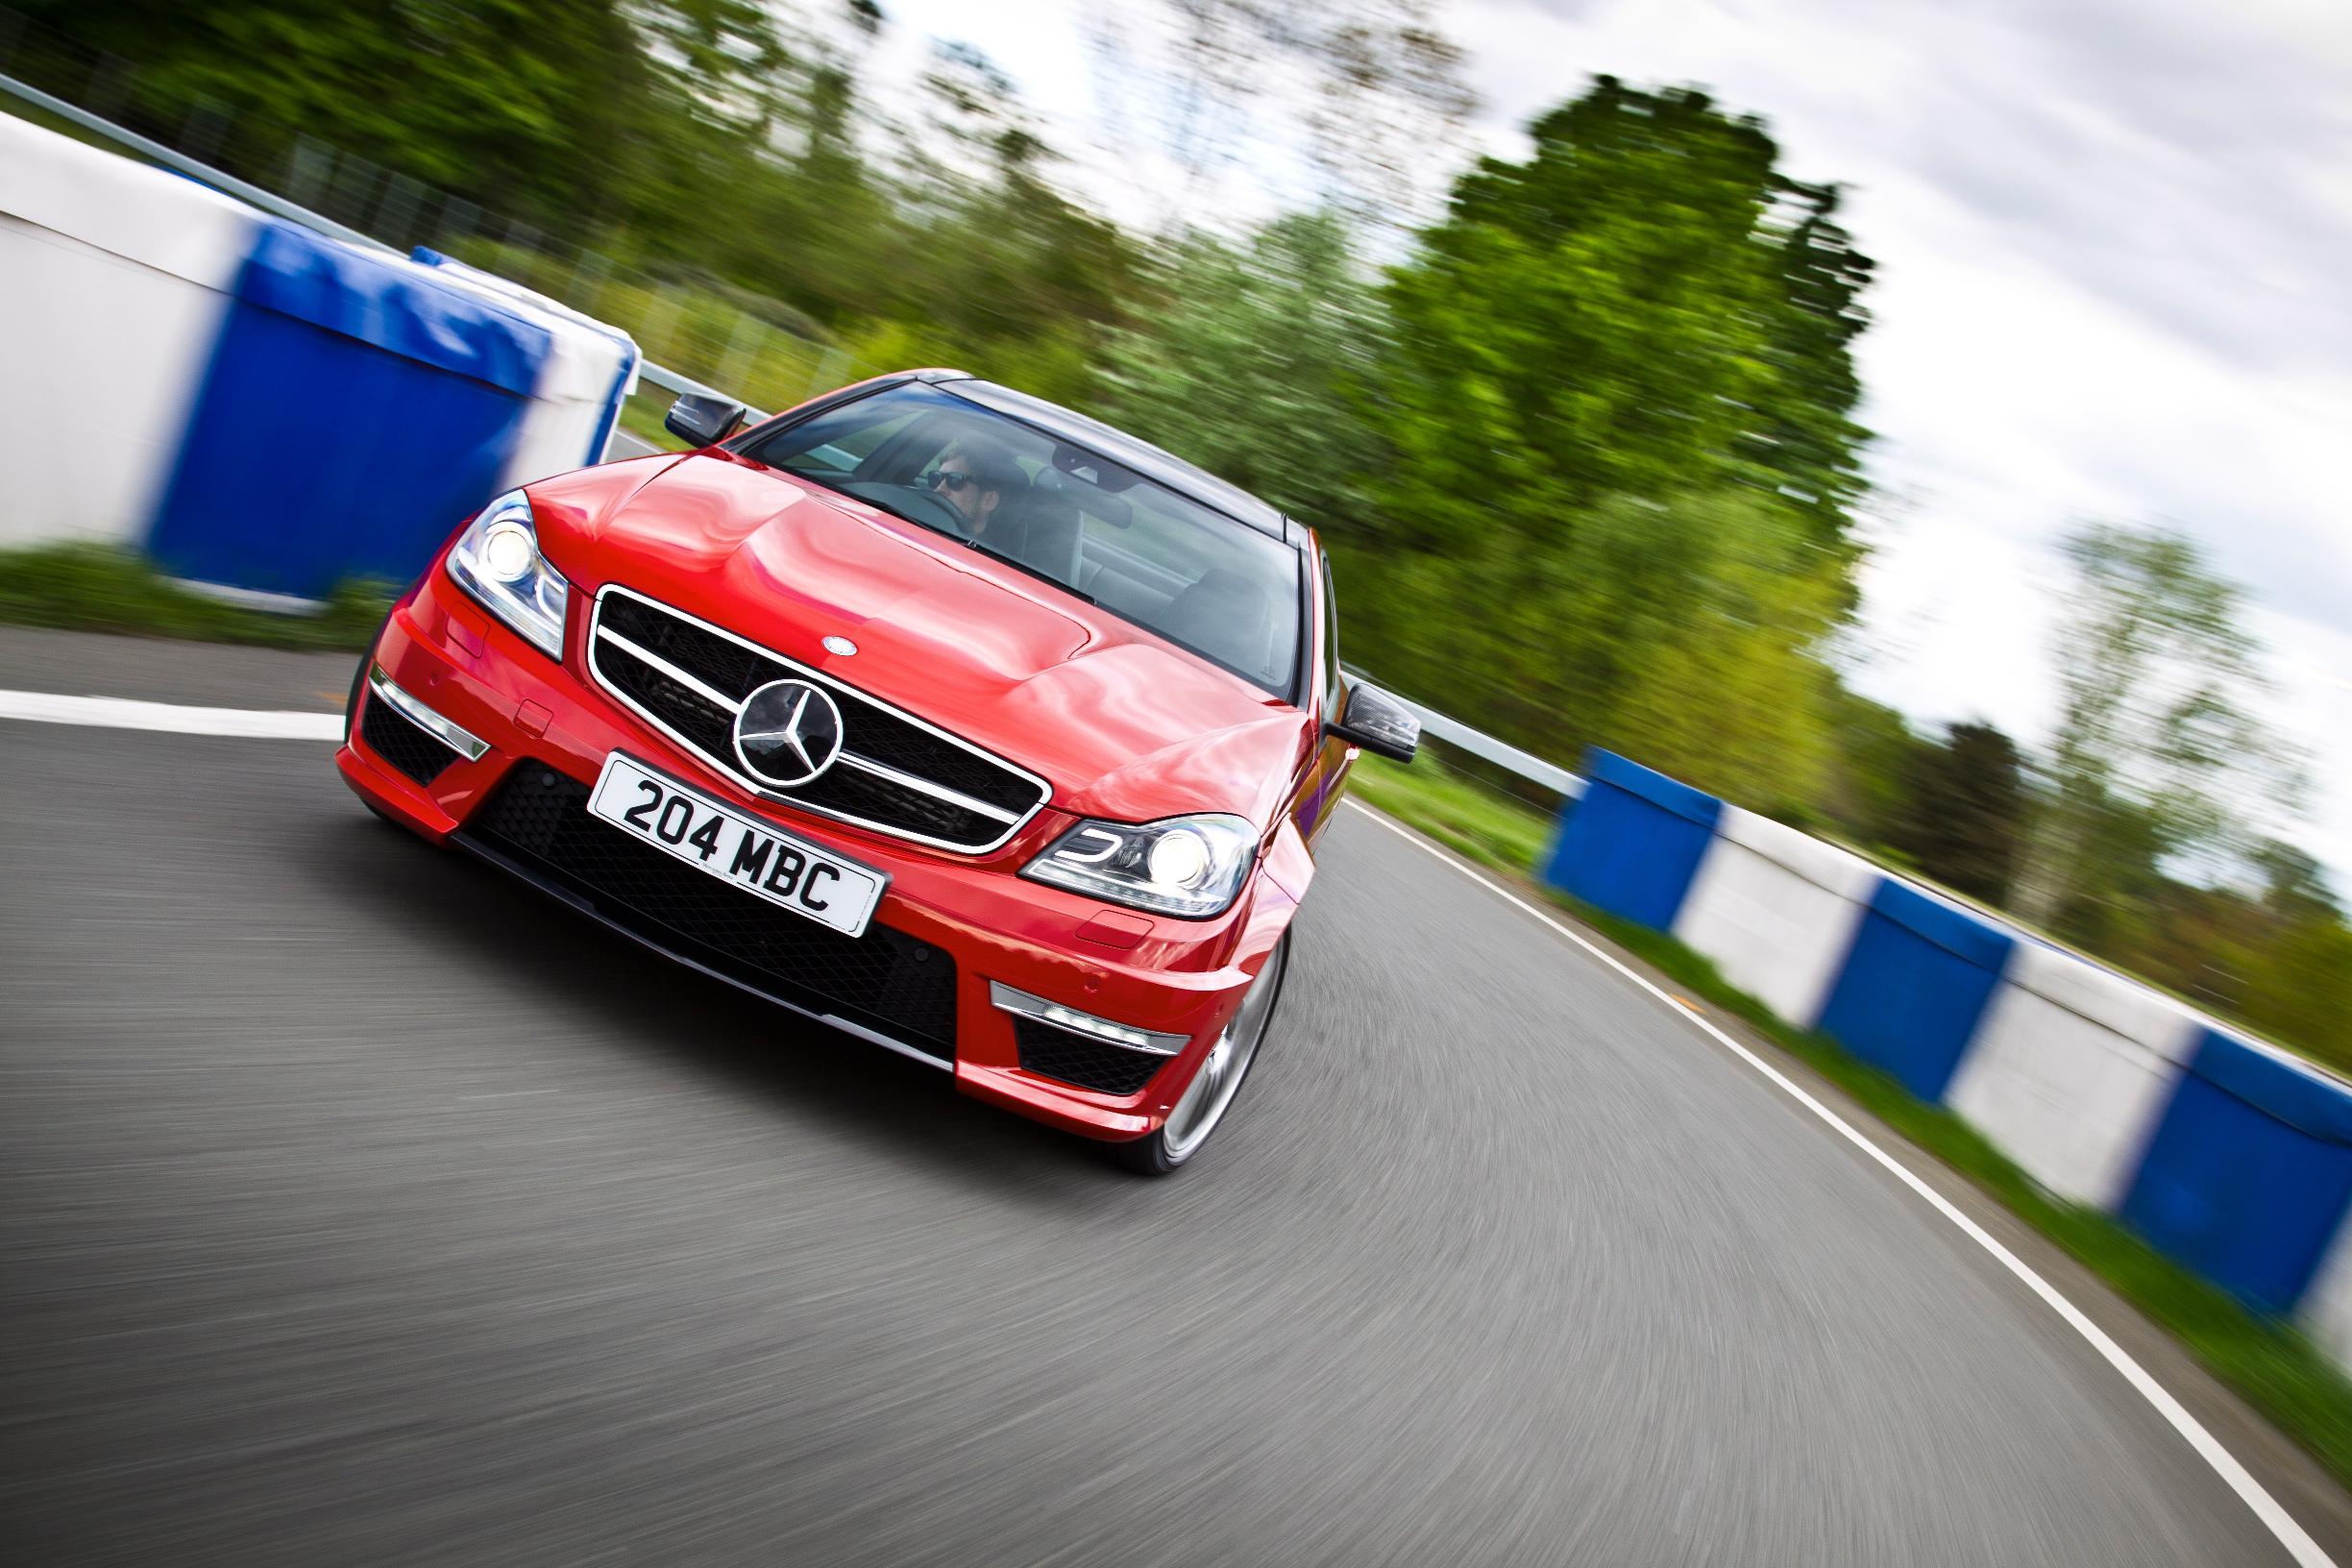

{"left": 839, "top": 480, "right": 974, "bottom": 539}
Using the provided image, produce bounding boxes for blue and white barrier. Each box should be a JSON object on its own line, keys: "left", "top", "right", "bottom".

{"left": 1816, "top": 880, "right": 2018, "bottom": 1104}
{"left": 407, "top": 249, "right": 642, "bottom": 488}
{"left": 2121, "top": 1030, "right": 2352, "bottom": 1316}
{"left": 1543, "top": 749, "right": 1722, "bottom": 929}
{"left": 0, "top": 114, "right": 637, "bottom": 594}
{"left": 1673, "top": 806, "right": 1875, "bottom": 1030}
{"left": 1948, "top": 943, "right": 2203, "bottom": 1209}
{"left": 0, "top": 113, "right": 252, "bottom": 551}
{"left": 2309, "top": 1212, "right": 2352, "bottom": 1374}
{"left": 1548, "top": 748, "right": 2352, "bottom": 1370}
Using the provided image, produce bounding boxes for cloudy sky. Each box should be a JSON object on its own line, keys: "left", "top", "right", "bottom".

{"left": 876, "top": 0, "right": 2352, "bottom": 885}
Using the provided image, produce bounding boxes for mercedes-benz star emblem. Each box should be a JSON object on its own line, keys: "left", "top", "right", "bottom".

{"left": 732, "top": 679, "right": 845, "bottom": 788}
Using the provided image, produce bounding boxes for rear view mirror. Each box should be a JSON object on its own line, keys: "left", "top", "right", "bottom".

{"left": 1326, "top": 682, "right": 1420, "bottom": 764}
{"left": 665, "top": 393, "right": 747, "bottom": 447}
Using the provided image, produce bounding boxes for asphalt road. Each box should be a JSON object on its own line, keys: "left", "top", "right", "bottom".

{"left": 2, "top": 626, "right": 2344, "bottom": 1565}
{"left": 608, "top": 427, "right": 661, "bottom": 461}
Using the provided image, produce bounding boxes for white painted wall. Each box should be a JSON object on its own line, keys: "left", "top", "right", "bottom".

{"left": 1946, "top": 941, "right": 2203, "bottom": 1209}
{"left": 1673, "top": 805, "right": 1878, "bottom": 1029}
{"left": 0, "top": 115, "right": 255, "bottom": 550}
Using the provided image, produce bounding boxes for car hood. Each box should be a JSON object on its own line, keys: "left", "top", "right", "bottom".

{"left": 527, "top": 453, "right": 1311, "bottom": 826}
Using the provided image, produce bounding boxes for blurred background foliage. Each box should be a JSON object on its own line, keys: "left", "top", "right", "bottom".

{"left": 2, "top": 0, "right": 2338, "bottom": 1069}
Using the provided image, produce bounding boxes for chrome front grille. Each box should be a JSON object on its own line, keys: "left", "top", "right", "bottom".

{"left": 586, "top": 585, "right": 1051, "bottom": 854}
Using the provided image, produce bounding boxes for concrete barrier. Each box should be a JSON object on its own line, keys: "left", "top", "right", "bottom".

{"left": 0, "top": 111, "right": 252, "bottom": 549}
{"left": 2121, "top": 1030, "right": 2352, "bottom": 1316}
{"left": 1543, "top": 750, "right": 1721, "bottom": 929}
{"left": 145, "top": 221, "right": 553, "bottom": 597}
{"left": 0, "top": 113, "right": 637, "bottom": 592}
{"left": 409, "top": 248, "right": 640, "bottom": 485}
{"left": 1672, "top": 805, "right": 1878, "bottom": 1030}
{"left": 1815, "top": 880, "right": 2016, "bottom": 1104}
{"left": 1541, "top": 750, "right": 2352, "bottom": 1363}
{"left": 1947, "top": 942, "right": 2202, "bottom": 1208}
{"left": 2304, "top": 1216, "right": 2352, "bottom": 1370}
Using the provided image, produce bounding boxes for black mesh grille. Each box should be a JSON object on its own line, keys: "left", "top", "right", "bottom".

{"left": 786, "top": 766, "right": 1002, "bottom": 846}
{"left": 596, "top": 641, "right": 738, "bottom": 759}
{"left": 1014, "top": 1017, "right": 1168, "bottom": 1096}
{"left": 460, "top": 769, "right": 958, "bottom": 1058}
{"left": 360, "top": 691, "right": 459, "bottom": 787}
{"left": 601, "top": 591, "right": 773, "bottom": 695}
{"left": 590, "top": 588, "right": 1048, "bottom": 848}
{"left": 818, "top": 701, "right": 1042, "bottom": 815}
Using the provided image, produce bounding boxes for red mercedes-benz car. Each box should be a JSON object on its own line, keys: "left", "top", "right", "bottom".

{"left": 339, "top": 370, "right": 1419, "bottom": 1171}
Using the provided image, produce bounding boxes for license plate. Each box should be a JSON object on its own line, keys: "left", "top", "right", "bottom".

{"left": 587, "top": 754, "right": 887, "bottom": 938}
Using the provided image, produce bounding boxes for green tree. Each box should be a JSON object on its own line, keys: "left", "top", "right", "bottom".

{"left": 2015, "top": 523, "right": 2308, "bottom": 927}
{"left": 1341, "top": 78, "right": 1874, "bottom": 803}
{"left": 1890, "top": 722, "right": 2026, "bottom": 905}
{"left": 29, "top": 0, "right": 669, "bottom": 233}
{"left": 21, "top": 0, "right": 1141, "bottom": 399}
{"left": 1814, "top": 686, "right": 1926, "bottom": 851}
{"left": 2239, "top": 919, "right": 2352, "bottom": 1076}
{"left": 2252, "top": 841, "right": 2342, "bottom": 924}
{"left": 1337, "top": 487, "right": 1849, "bottom": 804}
{"left": 1374, "top": 78, "right": 1872, "bottom": 552}
{"left": 1099, "top": 211, "right": 1385, "bottom": 524}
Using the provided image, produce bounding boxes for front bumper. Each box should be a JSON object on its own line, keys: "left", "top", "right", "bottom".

{"left": 336, "top": 571, "right": 1296, "bottom": 1141}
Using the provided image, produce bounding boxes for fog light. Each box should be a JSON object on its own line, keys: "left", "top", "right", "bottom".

{"left": 988, "top": 982, "right": 1189, "bottom": 1057}
{"left": 368, "top": 666, "right": 490, "bottom": 761}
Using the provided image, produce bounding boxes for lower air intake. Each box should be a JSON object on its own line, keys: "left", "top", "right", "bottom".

{"left": 459, "top": 769, "right": 958, "bottom": 1060}
{"left": 1013, "top": 1017, "right": 1168, "bottom": 1096}
{"left": 360, "top": 690, "right": 461, "bottom": 787}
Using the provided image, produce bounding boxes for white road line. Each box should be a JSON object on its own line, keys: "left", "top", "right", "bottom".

{"left": 1343, "top": 798, "right": 2334, "bottom": 1568}
{"left": 0, "top": 690, "right": 343, "bottom": 741}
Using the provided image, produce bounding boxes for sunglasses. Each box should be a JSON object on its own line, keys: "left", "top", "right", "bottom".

{"left": 928, "top": 469, "right": 977, "bottom": 494}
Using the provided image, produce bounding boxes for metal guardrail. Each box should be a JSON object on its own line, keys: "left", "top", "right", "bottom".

{"left": 1344, "top": 671, "right": 1585, "bottom": 797}
{"left": 633, "top": 359, "right": 755, "bottom": 410}
{"left": 5, "top": 74, "right": 1582, "bottom": 800}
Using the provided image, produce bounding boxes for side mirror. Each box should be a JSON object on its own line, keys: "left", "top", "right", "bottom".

{"left": 1325, "top": 682, "right": 1420, "bottom": 764}
{"left": 665, "top": 393, "right": 747, "bottom": 447}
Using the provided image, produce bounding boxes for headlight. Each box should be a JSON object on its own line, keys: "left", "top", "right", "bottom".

{"left": 1023, "top": 814, "right": 1257, "bottom": 918}
{"left": 445, "top": 489, "right": 570, "bottom": 659}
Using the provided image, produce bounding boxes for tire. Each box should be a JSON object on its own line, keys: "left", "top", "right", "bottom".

{"left": 1109, "top": 932, "right": 1289, "bottom": 1176}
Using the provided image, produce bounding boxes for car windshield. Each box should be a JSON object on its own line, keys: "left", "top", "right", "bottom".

{"left": 739, "top": 384, "right": 1303, "bottom": 698}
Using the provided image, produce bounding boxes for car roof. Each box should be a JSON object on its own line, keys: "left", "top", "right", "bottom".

{"left": 926, "top": 375, "right": 1292, "bottom": 541}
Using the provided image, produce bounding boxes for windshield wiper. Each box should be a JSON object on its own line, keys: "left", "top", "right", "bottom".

{"left": 964, "top": 535, "right": 1095, "bottom": 602}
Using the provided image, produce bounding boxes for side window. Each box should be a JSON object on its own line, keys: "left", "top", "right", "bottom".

{"left": 1318, "top": 550, "right": 1340, "bottom": 713}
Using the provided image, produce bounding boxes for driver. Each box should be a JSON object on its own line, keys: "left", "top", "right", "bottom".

{"left": 927, "top": 438, "right": 1023, "bottom": 538}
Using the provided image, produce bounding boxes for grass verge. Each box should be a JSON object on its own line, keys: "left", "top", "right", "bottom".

{"left": 614, "top": 389, "right": 688, "bottom": 455}
{"left": 0, "top": 544, "right": 391, "bottom": 652}
{"left": 1345, "top": 750, "right": 1556, "bottom": 873}
{"left": 1351, "top": 746, "right": 2352, "bottom": 1493}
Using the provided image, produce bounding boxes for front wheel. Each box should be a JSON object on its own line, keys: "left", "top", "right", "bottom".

{"left": 1110, "top": 933, "right": 1289, "bottom": 1176}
